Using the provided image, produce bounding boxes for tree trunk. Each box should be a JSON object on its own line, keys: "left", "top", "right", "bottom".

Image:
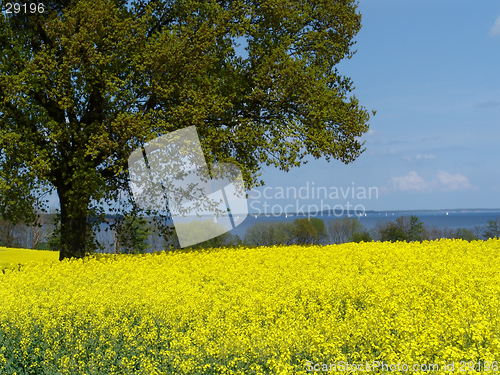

{"left": 57, "top": 185, "right": 91, "bottom": 261}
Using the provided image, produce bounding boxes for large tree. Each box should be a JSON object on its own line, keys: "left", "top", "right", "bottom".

{"left": 0, "top": 0, "right": 373, "bottom": 260}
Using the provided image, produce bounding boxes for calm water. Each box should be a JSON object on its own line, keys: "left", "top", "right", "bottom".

{"left": 226, "top": 210, "right": 500, "bottom": 238}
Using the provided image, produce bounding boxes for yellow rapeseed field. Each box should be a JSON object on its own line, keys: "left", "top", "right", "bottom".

{"left": 0, "top": 247, "right": 59, "bottom": 272}
{"left": 1, "top": 239, "right": 500, "bottom": 374}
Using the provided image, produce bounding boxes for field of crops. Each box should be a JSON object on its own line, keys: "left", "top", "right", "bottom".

{"left": 0, "top": 247, "right": 58, "bottom": 272}
{"left": 1, "top": 239, "right": 500, "bottom": 374}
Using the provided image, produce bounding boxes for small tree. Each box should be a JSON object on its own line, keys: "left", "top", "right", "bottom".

{"left": 470, "top": 225, "right": 486, "bottom": 240}
{"left": 115, "top": 214, "right": 151, "bottom": 254}
{"left": 369, "top": 220, "right": 386, "bottom": 242}
{"left": 483, "top": 219, "right": 500, "bottom": 239}
{"left": 46, "top": 226, "right": 61, "bottom": 251}
{"left": 27, "top": 213, "right": 49, "bottom": 250}
{"left": 292, "top": 218, "right": 315, "bottom": 245}
{"left": 309, "top": 218, "right": 329, "bottom": 244}
{"left": 453, "top": 228, "right": 478, "bottom": 241}
{"left": 349, "top": 230, "right": 372, "bottom": 243}
{"left": 396, "top": 215, "right": 425, "bottom": 242}
{"left": 327, "top": 217, "right": 366, "bottom": 244}
{"left": 378, "top": 216, "right": 425, "bottom": 243}
{"left": 244, "top": 221, "right": 295, "bottom": 247}
{"left": 292, "top": 218, "right": 328, "bottom": 245}
{"left": 147, "top": 219, "right": 166, "bottom": 252}
{"left": 0, "top": 217, "right": 22, "bottom": 248}
{"left": 379, "top": 222, "right": 406, "bottom": 243}
{"left": 46, "top": 210, "right": 61, "bottom": 251}
{"left": 423, "top": 224, "right": 455, "bottom": 241}
{"left": 15, "top": 211, "right": 52, "bottom": 249}
{"left": 0, "top": 211, "right": 52, "bottom": 249}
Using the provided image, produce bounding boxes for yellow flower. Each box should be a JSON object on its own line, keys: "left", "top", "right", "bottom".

{"left": 1, "top": 239, "right": 500, "bottom": 373}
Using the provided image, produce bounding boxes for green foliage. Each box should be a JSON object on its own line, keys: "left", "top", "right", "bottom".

{"left": 0, "top": 217, "right": 21, "bottom": 248}
{"left": 379, "top": 216, "right": 425, "bottom": 243}
{"left": 292, "top": 218, "right": 328, "bottom": 245}
{"left": 292, "top": 218, "right": 317, "bottom": 245}
{"left": 47, "top": 226, "right": 61, "bottom": 252}
{"left": 244, "top": 221, "right": 295, "bottom": 247}
{"left": 423, "top": 224, "right": 455, "bottom": 241}
{"left": 483, "top": 219, "right": 500, "bottom": 239}
{"left": 453, "top": 228, "right": 478, "bottom": 241}
{"left": 309, "top": 217, "right": 329, "bottom": 244}
{"left": 0, "top": 0, "right": 372, "bottom": 259}
{"left": 46, "top": 213, "right": 101, "bottom": 254}
{"left": 35, "top": 242, "right": 52, "bottom": 251}
{"left": 115, "top": 214, "right": 151, "bottom": 254}
{"left": 327, "top": 217, "right": 366, "bottom": 244}
{"left": 400, "top": 215, "right": 425, "bottom": 242}
{"left": 244, "top": 218, "right": 327, "bottom": 246}
{"left": 379, "top": 222, "right": 407, "bottom": 243}
{"left": 349, "top": 230, "right": 372, "bottom": 243}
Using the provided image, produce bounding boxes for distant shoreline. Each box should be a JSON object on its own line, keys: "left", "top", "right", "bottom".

{"left": 247, "top": 208, "right": 500, "bottom": 217}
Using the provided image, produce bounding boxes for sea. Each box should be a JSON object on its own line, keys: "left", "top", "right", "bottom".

{"left": 91, "top": 209, "right": 500, "bottom": 251}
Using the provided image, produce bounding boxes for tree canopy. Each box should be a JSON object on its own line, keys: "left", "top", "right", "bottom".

{"left": 379, "top": 215, "right": 425, "bottom": 243}
{"left": 0, "top": 0, "right": 373, "bottom": 259}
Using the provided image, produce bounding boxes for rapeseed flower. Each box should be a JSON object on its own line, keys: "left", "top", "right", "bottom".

{"left": 0, "top": 239, "right": 499, "bottom": 374}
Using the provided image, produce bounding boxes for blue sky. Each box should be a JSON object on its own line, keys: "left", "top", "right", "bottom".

{"left": 246, "top": 0, "right": 500, "bottom": 213}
